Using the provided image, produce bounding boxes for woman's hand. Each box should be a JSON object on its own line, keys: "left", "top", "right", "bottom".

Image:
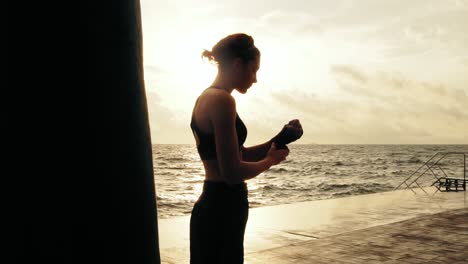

{"left": 266, "top": 143, "right": 289, "bottom": 165}
{"left": 286, "top": 119, "right": 303, "bottom": 138}
{"left": 271, "top": 119, "right": 304, "bottom": 149}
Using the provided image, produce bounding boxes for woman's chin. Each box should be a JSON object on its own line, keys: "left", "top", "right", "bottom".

{"left": 237, "top": 87, "right": 249, "bottom": 94}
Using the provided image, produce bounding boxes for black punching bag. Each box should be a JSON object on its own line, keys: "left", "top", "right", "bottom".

{"left": 13, "top": 1, "right": 160, "bottom": 262}
{"left": 86, "top": 0, "right": 161, "bottom": 263}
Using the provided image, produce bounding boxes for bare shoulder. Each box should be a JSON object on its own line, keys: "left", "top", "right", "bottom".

{"left": 198, "top": 90, "right": 235, "bottom": 125}
{"left": 201, "top": 89, "right": 236, "bottom": 111}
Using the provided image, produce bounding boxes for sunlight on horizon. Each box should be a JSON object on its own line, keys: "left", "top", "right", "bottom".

{"left": 141, "top": 0, "right": 468, "bottom": 145}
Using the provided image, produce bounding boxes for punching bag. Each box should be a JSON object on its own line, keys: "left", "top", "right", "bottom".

{"left": 86, "top": 0, "right": 161, "bottom": 263}
{"left": 15, "top": 1, "right": 161, "bottom": 262}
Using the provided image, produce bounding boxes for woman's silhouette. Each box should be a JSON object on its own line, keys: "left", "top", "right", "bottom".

{"left": 189, "top": 33, "right": 303, "bottom": 264}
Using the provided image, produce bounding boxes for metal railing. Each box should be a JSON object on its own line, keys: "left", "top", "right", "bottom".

{"left": 394, "top": 152, "right": 466, "bottom": 194}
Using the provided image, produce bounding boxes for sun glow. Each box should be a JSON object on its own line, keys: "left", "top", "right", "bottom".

{"left": 143, "top": 0, "right": 468, "bottom": 144}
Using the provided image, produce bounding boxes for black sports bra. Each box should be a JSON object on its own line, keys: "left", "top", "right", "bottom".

{"left": 190, "top": 97, "right": 247, "bottom": 160}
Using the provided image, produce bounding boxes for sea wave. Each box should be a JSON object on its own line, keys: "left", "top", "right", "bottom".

{"left": 151, "top": 144, "right": 468, "bottom": 219}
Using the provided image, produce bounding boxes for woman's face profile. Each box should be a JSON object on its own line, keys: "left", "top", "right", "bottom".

{"left": 235, "top": 56, "right": 260, "bottom": 93}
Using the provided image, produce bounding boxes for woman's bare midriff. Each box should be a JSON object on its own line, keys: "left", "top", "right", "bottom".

{"left": 200, "top": 150, "right": 243, "bottom": 182}
{"left": 201, "top": 160, "right": 225, "bottom": 182}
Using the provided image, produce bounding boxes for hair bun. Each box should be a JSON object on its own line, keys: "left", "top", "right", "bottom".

{"left": 201, "top": 49, "right": 215, "bottom": 63}
{"left": 201, "top": 33, "right": 260, "bottom": 66}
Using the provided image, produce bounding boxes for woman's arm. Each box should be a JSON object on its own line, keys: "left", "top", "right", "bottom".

{"left": 240, "top": 140, "right": 273, "bottom": 162}
{"left": 210, "top": 92, "right": 287, "bottom": 183}
{"left": 242, "top": 119, "right": 302, "bottom": 161}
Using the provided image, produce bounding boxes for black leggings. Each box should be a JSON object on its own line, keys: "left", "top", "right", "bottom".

{"left": 190, "top": 181, "right": 249, "bottom": 264}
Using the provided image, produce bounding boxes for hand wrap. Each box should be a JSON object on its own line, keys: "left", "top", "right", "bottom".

{"left": 271, "top": 124, "right": 303, "bottom": 149}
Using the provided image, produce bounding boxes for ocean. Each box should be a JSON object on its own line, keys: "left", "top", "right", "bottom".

{"left": 153, "top": 144, "right": 467, "bottom": 219}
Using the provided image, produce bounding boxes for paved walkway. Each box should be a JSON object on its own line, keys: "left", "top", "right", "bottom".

{"left": 158, "top": 189, "right": 467, "bottom": 263}
{"left": 245, "top": 208, "right": 468, "bottom": 264}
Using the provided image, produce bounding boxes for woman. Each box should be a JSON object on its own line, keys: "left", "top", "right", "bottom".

{"left": 189, "top": 33, "right": 303, "bottom": 264}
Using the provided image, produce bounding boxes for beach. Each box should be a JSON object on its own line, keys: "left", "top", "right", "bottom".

{"left": 158, "top": 187, "right": 467, "bottom": 263}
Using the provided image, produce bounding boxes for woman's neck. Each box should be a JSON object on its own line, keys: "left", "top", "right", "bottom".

{"left": 210, "top": 73, "right": 236, "bottom": 94}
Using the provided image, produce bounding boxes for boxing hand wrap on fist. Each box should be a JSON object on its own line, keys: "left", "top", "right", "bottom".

{"left": 271, "top": 119, "right": 303, "bottom": 149}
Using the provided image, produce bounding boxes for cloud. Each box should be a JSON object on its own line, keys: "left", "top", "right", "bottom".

{"left": 282, "top": 0, "right": 465, "bottom": 62}
{"left": 330, "top": 65, "right": 467, "bottom": 140}
{"left": 143, "top": 65, "right": 170, "bottom": 85}
{"left": 146, "top": 91, "right": 194, "bottom": 144}
{"left": 264, "top": 89, "right": 362, "bottom": 140}
{"left": 330, "top": 65, "right": 367, "bottom": 83}
{"left": 145, "top": 65, "right": 167, "bottom": 76}
{"left": 140, "top": 0, "right": 468, "bottom": 144}
{"left": 258, "top": 65, "right": 468, "bottom": 143}
{"left": 462, "top": 57, "right": 468, "bottom": 67}
{"left": 256, "top": 10, "right": 323, "bottom": 35}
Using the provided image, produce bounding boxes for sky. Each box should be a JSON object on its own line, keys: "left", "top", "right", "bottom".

{"left": 140, "top": 0, "right": 468, "bottom": 145}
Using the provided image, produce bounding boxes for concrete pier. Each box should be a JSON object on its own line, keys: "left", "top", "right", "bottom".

{"left": 158, "top": 188, "right": 467, "bottom": 263}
